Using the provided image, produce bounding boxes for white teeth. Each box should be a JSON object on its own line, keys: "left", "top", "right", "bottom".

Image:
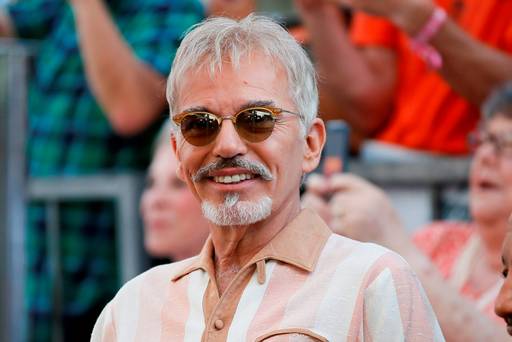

{"left": 213, "top": 173, "right": 254, "bottom": 184}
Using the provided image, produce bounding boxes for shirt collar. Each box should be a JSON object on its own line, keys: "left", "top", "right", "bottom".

{"left": 171, "top": 208, "right": 332, "bottom": 282}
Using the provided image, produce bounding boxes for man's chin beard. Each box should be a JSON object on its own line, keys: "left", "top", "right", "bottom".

{"left": 201, "top": 193, "right": 272, "bottom": 226}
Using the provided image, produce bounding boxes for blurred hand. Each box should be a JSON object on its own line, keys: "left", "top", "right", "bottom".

{"left": 294, "top": 0, "right": 341, "bottom": 26}
{"left": 327, "top": 173, "right": 407, "bottom": 248}
{"left": 303, "top": 173, "right": 409, "bottom": 250}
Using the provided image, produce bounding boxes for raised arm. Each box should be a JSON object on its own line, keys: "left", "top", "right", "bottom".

{"left": 335, "top": 0, "right": 512, "bottom": 105}
{"left": 296, "top": 0, "right": 396, "bottom": 136}
{"left": 425, "top": 14, "right": 512, "bottom": 105}
{"left": 69, "top": 0, "right": 167, "bottom": 136}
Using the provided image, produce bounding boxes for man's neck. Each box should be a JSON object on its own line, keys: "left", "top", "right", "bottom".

{"left": 210, "top": 200, "right": 301, "bottom": 295}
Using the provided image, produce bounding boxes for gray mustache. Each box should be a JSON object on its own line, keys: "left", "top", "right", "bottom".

{"left": 192, "top": 157, "right": 273, "bottom": 182}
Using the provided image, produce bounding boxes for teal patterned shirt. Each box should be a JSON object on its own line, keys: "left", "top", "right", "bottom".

{"left": 7, "top": 0, "right": 204, "bottom": 340}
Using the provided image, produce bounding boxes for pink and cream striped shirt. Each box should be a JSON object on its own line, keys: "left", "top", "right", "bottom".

{"left": 91, "top": 209, "right": 444, "bottom": 341}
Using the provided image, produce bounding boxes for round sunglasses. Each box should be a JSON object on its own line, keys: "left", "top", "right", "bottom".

{"left": 172, "top": 106, "right": 299, "bottom": 146}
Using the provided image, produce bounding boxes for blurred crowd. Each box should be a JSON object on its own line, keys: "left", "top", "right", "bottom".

{"left": 1, "top": 0, "right": 512, "bottom": 340}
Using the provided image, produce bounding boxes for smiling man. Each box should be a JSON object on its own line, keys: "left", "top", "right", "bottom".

{"left": 91, "top": 15, "right": 444, "bottom": 341}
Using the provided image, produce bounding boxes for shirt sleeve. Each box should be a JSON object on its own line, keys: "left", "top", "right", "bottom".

{"left": 90, "top": 302, "right": 117, "bottom": 342}
{"left": 350, "top": 11, "right": 400, "bottom": 49}
{"left": 363, "top": 252, "right": 445, "bottom": 341}
{"left": 126, "top": 0, "right": 205, "bottom": 77}
{"left": 6, "top": 0, "right": 61, "bottom": 39}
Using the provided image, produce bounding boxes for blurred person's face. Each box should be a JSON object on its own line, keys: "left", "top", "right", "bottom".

{"left": 171, "top": 53, "right": 321, "bottom": 226}
{"left": 470, "top": 115, "right": 512, "bottom": 225}
{"left": 140, "top": 143, "right": 209, "bottom": 260}
{"left": 495, "top": 229, "right": 512, "bottom": 335}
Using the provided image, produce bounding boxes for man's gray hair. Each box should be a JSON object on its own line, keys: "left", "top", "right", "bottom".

{"left": 166, "top": 14, "right": 318, "bottom": 134}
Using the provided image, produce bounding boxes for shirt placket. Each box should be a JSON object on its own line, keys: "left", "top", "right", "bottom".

{"left": 202, "top": 261, "right": 264, "bottom": 341}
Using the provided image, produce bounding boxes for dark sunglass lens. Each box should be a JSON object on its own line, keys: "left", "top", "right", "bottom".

{"left": 181, "top": 113, "right": 219, "bottom": 146}
{"left": 237, "top": 109, "right": 275, "bottom": 142}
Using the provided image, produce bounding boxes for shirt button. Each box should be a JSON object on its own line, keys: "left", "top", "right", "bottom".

{"left": 214, "top": 319, "right": 224, "bottom": 330}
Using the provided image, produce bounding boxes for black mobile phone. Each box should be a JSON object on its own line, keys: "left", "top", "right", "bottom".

{"left": 320, "top": 120, "right": 350, "bottom": 175}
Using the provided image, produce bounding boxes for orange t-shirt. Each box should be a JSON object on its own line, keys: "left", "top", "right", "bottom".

{"left": 351, "top": 0, "right": 512, "bottom": 155}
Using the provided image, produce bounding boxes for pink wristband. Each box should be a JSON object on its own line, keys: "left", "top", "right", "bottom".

{"left": 410, "top": 7, "right": 447, "bottom": 69}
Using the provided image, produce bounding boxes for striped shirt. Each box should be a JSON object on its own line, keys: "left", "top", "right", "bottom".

{"left": 92, "top": 209, "right": 444, "bottom": 341}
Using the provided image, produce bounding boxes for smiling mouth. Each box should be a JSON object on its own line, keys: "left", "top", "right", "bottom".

{"left": 211, "top": 173, "right": 257, "bottom": 184}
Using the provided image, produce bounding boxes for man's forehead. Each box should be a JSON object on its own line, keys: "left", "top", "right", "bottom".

{"left": 179, "top": 52, "right": 284, "bottom": 86}
{"left": 175, "top": 57, "right": 291, "bottom": 113}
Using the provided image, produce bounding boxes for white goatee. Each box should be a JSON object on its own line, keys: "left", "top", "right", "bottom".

{"left": 201, "top": 193, "right": 272, "bottom": 226}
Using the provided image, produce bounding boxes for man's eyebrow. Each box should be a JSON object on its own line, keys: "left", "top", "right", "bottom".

{"left": 236, "top": 100, "right": 275, "bottom": 112}
{"left": 181, "top": 106, "right": 210, "bottom": 114}
{"left": 181, "top": 100, "right": 276, "bottom": 115}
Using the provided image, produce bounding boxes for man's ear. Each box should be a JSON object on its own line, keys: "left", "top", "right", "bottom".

{"left": 171, "top": 134, "right": 186, "bottom": 182}
{"left": 302, "top": 118, "right": 326, "bottom": 174}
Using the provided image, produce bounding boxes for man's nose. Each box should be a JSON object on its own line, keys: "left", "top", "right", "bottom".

{"left": 212, "top": 119, "right": 248, "bottom": 159}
